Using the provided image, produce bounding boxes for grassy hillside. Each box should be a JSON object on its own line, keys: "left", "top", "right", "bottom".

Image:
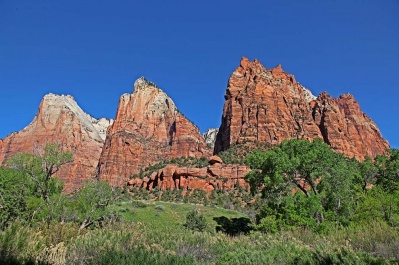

{"left": 114, "top": 200, "right": 246, "bottom": 229}
{"left": 1, "top": 198, "right": 397, "bottom": 264}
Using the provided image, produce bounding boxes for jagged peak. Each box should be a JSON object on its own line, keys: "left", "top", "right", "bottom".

{"left": 300, "top": 85, "right": 317, "bottom": 103}
{"left": 339, "top": 93, "right": 354, "bottom": 99}
{"left": 133, "top": 76, "right": 159, "bottom": 92}
{"left": 272, "top": 63, "right": 284, "bottom": 73}
{"left": 240, "top": 56, "right": 250, "bottom": 69}
{"left": 43, "top": 92, "right": 74, "bottom": 100}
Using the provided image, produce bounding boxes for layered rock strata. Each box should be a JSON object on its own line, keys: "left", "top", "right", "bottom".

{"left": 0, "top": 94, "right": 113, "bottom": 192}
{"left": 97, "top": 77, "right": 211, "bottom": 186}
{"left": 214, "top": 57, "right": 389, "bottom": 160}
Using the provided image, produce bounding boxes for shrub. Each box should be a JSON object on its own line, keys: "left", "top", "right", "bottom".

{"left": 155, "top": 205, "right": 165, "bottom": 211}
{"left": 132, "top": 200, "right": 147, "bottom": 208}
{"left": 184, "top": 209, "right": 207, "bottom": 232}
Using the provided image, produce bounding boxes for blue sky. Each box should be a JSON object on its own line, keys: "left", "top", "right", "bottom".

{"left": 1, "top": 0, "right": 398, "bottom": 147}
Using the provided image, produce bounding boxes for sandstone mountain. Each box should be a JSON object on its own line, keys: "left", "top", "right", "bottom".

{"left": 0, "top": 58, "right": 390, "bottom": 193}
{"left": 214, "top": 57, "right": 389, "bottom": 160}
{"left": 0, "top": 93, "right": 113, "bottom": 192}
{"left": 97, "top": 77, "right": 211, "bottom": 186}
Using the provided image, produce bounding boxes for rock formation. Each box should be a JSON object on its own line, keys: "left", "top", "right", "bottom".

{"left": 312, "top": 92, "right": 389, "bottom": 159}
{"left": 203, "top": 128, "right": 219, "bottom": 149}
{"left": 127, "top": 156, "right": 250, "bottom": 192}
{"left": 0, "top": 93, "right": 113, "bottom": 192}
{"left": 214, "top": 57, "right": 389, "bottom": 160}
{"left": 97, "top": 77, "right": 211, "bottom": 186}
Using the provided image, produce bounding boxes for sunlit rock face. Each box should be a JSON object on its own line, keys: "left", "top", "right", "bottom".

{"left": 214, "top": 57, "right": 389, "bottom": 160}
{"left": 97, "top": 77, "right": 211, "bottom": 186}
{"left": 127, "top": 155, "right": 250, "bottom": 193}
{"left": 203, "top": 128, "right": 219, "bottom": 149}
{"left": 0, "top": 93, "right": 113, "bottom": 192}
{"left": 312, "top": 92, "right": 389, "bottom": 159}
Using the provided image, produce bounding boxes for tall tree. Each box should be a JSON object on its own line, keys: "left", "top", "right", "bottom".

{"left": 7, "top": 143, "right": 73, "bottom": 225}
{"left": 0, "top": 167, "right": 31, "bottom": 229}
{"left": 245, "top": 139, "right": 359, "bottom": 229}
{"left": 374, "top": 149, "right": 399, "bottom": 192}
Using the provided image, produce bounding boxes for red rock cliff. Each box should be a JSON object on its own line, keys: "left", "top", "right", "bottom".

{"left": 97, "top": 77, "right": 211, "bottom": 186}
{"left": 214, "top": 57, "right": 389, "bottom": 160}
{"left": 312, "top": 92, "right": 389, "bottom": 159}
{"left": 127, "top": 156, "right": 250, "bottom": 193}
{"left": 0, "top": 94, "right": 113, "bottom": 192}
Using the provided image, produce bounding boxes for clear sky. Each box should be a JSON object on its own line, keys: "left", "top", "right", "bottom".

{"left": 1, "top": 0, "right": 398, "bottom": 147}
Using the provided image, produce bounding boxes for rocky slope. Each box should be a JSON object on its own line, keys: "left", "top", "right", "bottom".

{"left": 0, "top": 93, "right": 113, "bottom": 192}
{"left": 127, "top": 155, "right": 250, "bottom": 193}
{"left": 97, "top": 77, "right": 211, "bottom": 186}
{"left": 214, "top": 57, "right": 389, "bottom": 160}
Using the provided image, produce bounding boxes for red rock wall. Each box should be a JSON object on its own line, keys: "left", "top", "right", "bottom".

{"left": 313, "top": 92, "right": 389, "bottom": 159}
{"left": 127, "top": 163, "right": 250, "bottom": 192}
{"left": 215, "top": 57, "right": 389, "bottom": 160}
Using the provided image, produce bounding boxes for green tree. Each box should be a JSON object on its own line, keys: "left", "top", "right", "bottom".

{"left": 0, "top": 167, "right": 31, "bottom": 229}
{"left": 374, "top": 149, "right": 399, "bottom": 192}
{"left": 184, "top": 208, "right": 208, "bottom": 232}
{"left": 7, "top": 143, "right": 73, "bottom": 225}
{"left": 354, "top": 186, "right": 399, "bottom": 226}
{"left": 72, "top": 180, "right": 117, "bottom": 229}
{"left": 357, "top": 157, "right": 378, "bottom": 191}
{"left": 245, "top": 139, "right": 359, "bottom": 229}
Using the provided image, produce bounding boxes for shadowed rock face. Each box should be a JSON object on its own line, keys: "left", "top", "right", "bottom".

{"left": 97, "top": 77, "right": 211, "bottom": 186}
{"left": 0, "top": 93, "right": 113, "bottom": 192}
{"left": 214, "top": 57, "right": 389, "bottom": 160}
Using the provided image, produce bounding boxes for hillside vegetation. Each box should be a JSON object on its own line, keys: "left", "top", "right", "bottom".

{"left": 1, "top": 140, "right": 399, "bottom": 264}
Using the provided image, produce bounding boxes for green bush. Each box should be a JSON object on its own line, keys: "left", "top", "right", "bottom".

{"left": 184, "top": 209, "right": 208, "bottom": 232}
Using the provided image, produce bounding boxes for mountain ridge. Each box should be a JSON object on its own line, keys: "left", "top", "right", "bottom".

{"left": 0, "top": 57, "right": 390, "bottom": 191}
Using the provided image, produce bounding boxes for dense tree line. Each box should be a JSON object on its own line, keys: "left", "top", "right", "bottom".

{"left": 245, "top": 139, "right": 399, "bottom": 232}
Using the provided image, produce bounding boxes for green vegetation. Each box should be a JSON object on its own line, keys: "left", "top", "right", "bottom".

{"left": 1, "top": 140, "right": 399, "bottom": 264}
{"left": 184, "top": 209, "right": 208, "bottom": 232}
{"left": 218, "top": 142, "right": 272, "bottom": 165}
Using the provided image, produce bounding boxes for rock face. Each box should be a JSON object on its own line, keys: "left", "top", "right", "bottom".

{"left": 0, "top": 93, "right": 113, "bottom": 192}
{"left": 127, "top": 156, "right": 250, "bottom": 192}
{"left": 203, "top": 128, "right": 219, "bottom": 149}
{"left": 312, "top": 92, "right": 389, "bottom": 159}
{"left": 214, "top": 57, "right": 389, "bottom": 160}
{"left": 97, "top": 77, "right": 211, "bottom": 186}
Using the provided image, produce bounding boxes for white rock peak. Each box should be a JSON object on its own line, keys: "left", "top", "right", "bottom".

{"left": 131, "top": 77, "right": 179, "bottom": 114}
{"left": 42, "top": 93, "right": 113, "bottom": 141}
{"left": 301, "top": 85, "right": 317, "bottom": 103}
{"left": 203, "top": 128, "right": 219, "bottom": 146}
{"left": 133, "top": 76, "right": 159, "bottom": 91}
